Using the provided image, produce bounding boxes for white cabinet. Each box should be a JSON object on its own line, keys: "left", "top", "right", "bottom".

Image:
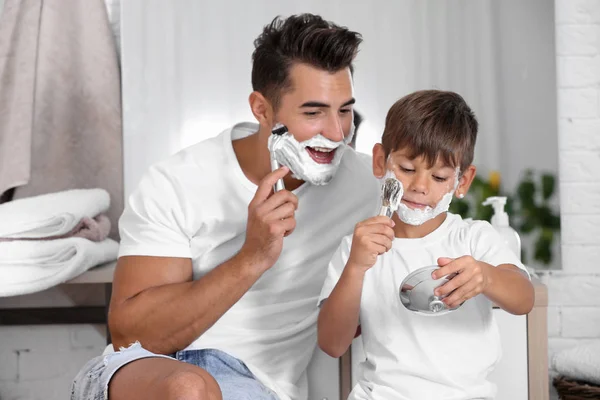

{"left": 489, "top": 310, "right": 528, "bottom": 400}
{"left": 308, "top": 347, "right": 340, "bottom": 400}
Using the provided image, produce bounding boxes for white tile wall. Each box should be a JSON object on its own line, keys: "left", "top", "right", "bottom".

{"left": 547, "top": 1, "right": 600, "bottom": 398}
{"left": 0, "top": 326, "right": 106, "bottom": 400}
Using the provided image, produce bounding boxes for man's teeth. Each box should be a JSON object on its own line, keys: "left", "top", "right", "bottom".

{"left": 312, "top": 146, "right": 335, "bottom": 153}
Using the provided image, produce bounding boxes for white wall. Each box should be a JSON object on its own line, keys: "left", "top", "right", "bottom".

{"left": 492, "top": 1, "right": 559, "bottom": 192}
{"left": 121, "top": 0, "right": 558, "bottom": 199}
{"left": 120, "top": 0, "right": 559, "bottom": 270}
{"left": 0, "top": 285, "right": 108, "bottom": 400}
{"left": 0, "top": 325, "right": 106, "bottom": 399}
{"left": 545, "top": 0, "right": 600, "bottom": 398}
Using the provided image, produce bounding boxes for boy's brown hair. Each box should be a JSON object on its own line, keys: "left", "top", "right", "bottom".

{"left": 381, "top": 90, "right": 478, "bottom": 173}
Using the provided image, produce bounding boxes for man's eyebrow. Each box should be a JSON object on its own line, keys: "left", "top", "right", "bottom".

{"left": 342, "top": 98, "right": 356, "bottom": 107}
{"left": 299, "top": 98, "right": 356, "bottom": 108}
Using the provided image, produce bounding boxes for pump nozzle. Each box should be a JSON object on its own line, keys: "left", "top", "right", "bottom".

{"left": 482, "top": 196, "right": 509, "bottom": 227}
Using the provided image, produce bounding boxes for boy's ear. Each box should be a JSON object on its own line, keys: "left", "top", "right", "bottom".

{"left": 456, "top": 165, "right": 477, "bottom": 198}
{"left": 372, "top": 144, "right": 387, "bottom": 178}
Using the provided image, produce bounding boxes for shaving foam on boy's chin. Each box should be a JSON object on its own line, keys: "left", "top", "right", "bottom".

{"left": 381, "top": 167, "right": 461, "bottom": 226}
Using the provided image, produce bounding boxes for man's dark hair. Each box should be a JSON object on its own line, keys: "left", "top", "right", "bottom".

{"left": 349, "top": 109, "right": 363, "bottom": 149}
{"left": 252, "top": 14, "right": 362, "bottom": 110}
{"left": 381, "top": 90, "right": 478, "bottom": 172}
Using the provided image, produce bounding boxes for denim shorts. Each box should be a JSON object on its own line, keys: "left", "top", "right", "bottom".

{"left": 71, "top": 342, "right": 279, "bottom": 400}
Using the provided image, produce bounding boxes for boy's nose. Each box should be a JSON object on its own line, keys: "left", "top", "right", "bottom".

{"left": 409, "top": 174, "right": 429, "bottom": 194}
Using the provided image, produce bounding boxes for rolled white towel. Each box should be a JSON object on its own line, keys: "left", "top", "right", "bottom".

{"left": 552, "top": 341, "right": 600, "bottom": 385}
{"left": 0, "top": 237, "right": 119, "bottom": 297}
{"left": 0, "top": 189, "right": 110, "bottom": 239}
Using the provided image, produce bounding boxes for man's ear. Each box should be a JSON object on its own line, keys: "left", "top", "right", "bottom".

{"left": 372, "top": 144, "right": 387, "bottom": 178}
{"left": 249, "top": 91, "right": 274, "bottom": 127}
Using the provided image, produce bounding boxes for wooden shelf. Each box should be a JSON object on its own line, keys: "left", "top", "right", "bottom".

{"left": 65, "top": 261, "right": 116, "bottom": 284}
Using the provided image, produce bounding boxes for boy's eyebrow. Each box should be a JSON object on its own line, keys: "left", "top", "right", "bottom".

{"left": 434, "top": 165, "right": 460, "bottom": 174}
{"left": 300, "top": 98, "right": 356, "bottom": 108}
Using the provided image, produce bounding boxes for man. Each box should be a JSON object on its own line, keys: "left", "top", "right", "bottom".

{"left": 72, "top": 13, "right": 380, "bottom": 400}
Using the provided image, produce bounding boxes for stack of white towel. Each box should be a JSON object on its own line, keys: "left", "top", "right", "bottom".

{"left": 553, "top": 341, "right": 600, "bottom": 385}
{"left": 0, "top": 189, "right": 119, "bottom": 296}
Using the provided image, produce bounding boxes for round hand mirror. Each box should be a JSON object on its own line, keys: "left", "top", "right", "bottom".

{"left": 399, "top": 265, "right": 461, "bottom": 316}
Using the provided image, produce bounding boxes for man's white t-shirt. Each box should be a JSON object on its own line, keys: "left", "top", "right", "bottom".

{"left": 318, "top": 213, "right": 529, "bottom": 400}
{"left": 118, "top": 122, "right": 381, "bottom": 400}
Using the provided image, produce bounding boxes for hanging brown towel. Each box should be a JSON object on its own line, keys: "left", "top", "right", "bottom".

{"left": 0, "top": 0, "right": 123, "bottom": 239}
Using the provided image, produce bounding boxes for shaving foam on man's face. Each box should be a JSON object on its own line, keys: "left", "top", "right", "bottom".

{"left": 384, "top": 156, "right": 461, "bottom": 226}
{"left": 264, "top": 63, "right": 356, "bottom": 185}
{"left": 268, "top": 123, "right": 355, "bottom": 185}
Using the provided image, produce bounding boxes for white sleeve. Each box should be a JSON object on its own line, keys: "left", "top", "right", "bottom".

{"left": 469, "top": 221, "right": 530, "bottom": 279}
{"left": 318, "top": 235, "right": 353, "bottom": 307}
{"left": 118, "top": 165, "right": 192, "bottom": 258}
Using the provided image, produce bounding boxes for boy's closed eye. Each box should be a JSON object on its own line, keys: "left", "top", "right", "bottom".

{"left": 399, "top": 167, "right": 449, "bottom": 183}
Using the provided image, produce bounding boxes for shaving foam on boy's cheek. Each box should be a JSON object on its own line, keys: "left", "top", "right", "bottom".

{"left": 382, "top": 165, "right": 461, "bottom": 226}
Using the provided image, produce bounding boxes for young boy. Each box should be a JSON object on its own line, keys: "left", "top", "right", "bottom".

{"left": 317, "top": 90, "right": 535, "bottom": 400}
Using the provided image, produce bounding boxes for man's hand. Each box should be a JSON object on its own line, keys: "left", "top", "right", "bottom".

{"left": 347, "top": 216, "right": 395, "bottom": 273}
{"left": 238, "top": 166, "right": 298, "bottom": 272}
{"left": 432, "top": 256, "right": 492, "bottom": 309}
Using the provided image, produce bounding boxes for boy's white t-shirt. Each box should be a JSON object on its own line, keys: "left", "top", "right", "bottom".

{"left": 318, "top": 213, "right": 529, "bottom": 400}
{"left": 118, "top": 122, "right": 380, "bottom": 400}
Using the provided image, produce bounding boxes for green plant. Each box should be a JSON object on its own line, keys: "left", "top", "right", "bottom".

{"left": 449, "top": 170, "right": 560, "bottom": 266}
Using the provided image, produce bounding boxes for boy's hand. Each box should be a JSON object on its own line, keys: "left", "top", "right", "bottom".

{"left": 347, "top": 216, "right": 395, "bottom": 272}
{"left": 432, "top": 256, "right": 492, "bottom": 309}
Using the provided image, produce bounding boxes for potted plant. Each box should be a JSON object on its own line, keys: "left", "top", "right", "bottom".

{"left": 449, "top": 170, "right": 560, "bottom": 266}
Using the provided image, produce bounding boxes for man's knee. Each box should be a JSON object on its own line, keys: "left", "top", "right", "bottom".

{"left": 163, "top": 370, "right": 221, "bottom": 400}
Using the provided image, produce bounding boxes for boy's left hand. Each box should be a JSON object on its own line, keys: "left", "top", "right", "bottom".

{"left": 432, "top": 256, "right": 492, "bottom": 309}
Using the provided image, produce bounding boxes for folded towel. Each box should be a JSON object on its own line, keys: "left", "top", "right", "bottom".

{"left": 0, "top": 237, "right": 118, "bottom": 296}
{"left": 0, "top": 214, "right": 111, "bottom": 242}
{"left": 552, "top": 341, "right": 600, "bottom": 385}
{"left": 0, "top": 189, "right": 110, "bottom": 239}
{"left": 71, "top": 214, "right": 111, "bottom": 241}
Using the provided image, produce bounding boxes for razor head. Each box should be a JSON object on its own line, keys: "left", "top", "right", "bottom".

{"left": 271, "top": 123, "right": 288, "bottom": 136}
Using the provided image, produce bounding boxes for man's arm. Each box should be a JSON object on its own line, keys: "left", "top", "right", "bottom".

{"left": 109, "top": 166, "right": 297, "bottom": 354}
{"left": 108, "top": 253, "right": 263, "bottom": 354}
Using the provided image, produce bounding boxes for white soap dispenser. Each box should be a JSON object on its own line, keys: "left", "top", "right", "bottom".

{"left": 482, "top": 196, "right": 521, "bottom": 260}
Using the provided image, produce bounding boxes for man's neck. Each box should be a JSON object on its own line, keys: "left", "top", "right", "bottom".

{"left": 392, "top": 212, "right": 448, "bottom": 239}
{"left": 232, "top": 126, "right": 305, "bottom": 191}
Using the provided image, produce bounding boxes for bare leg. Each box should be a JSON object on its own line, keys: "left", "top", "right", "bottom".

{"left": 109, "top": 357, "right": 222, "bottom": 400}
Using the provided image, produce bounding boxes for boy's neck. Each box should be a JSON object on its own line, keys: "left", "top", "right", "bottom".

{"left": 392, "top": 212, "right": 448, "bottom": 239}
